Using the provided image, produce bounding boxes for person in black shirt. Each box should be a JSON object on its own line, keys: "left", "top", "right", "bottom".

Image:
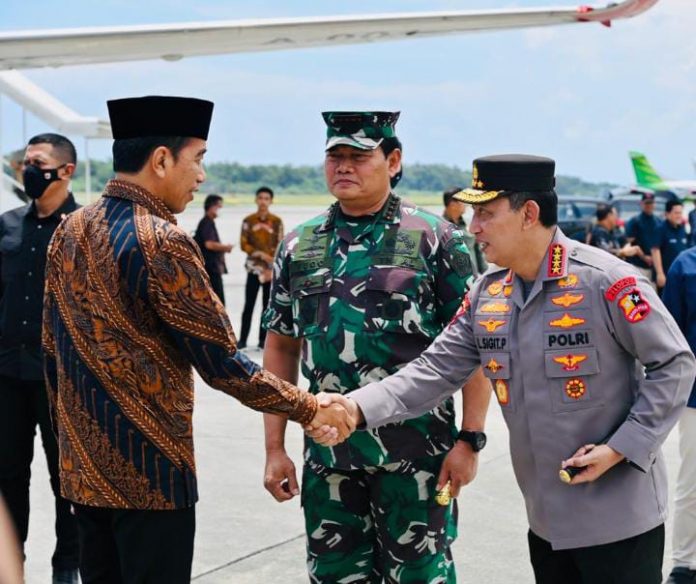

{"left": 0, "top": 134, "right": 80, "bottom": 584}
{"left": 652, "top": 199, "right": 689, "bottom": 291}
{"left": 194, "top": 194, "right": 234, "bottom": 305}
{"left": 589, "top": 203, "right": 640, "bottom": 260}
{"left": 624, "top": 192, "right": 663, "bottom": 287}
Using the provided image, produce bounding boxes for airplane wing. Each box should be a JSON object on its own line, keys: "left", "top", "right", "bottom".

{"left": 0, "top": 0, "right": 657, "bottom": 71}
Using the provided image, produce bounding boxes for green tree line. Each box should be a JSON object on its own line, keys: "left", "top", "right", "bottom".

{"left": 72, "top": 159, "right": 616, "bottom": 197}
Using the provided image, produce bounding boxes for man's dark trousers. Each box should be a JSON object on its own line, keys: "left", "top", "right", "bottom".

{"left": 74, "top": 504, "right": 195, "bottom": 583}
{"left": 528, "top": 524, "right": 664, "bottom": 584}
{"left": 0, "top": 375, "right": 79, "bottom": 570}
{"left": 239, "top": 272, "right": 271, "bottom": 347}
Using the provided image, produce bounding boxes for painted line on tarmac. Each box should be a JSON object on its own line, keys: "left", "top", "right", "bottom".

{"left": 191, "top": 533, "right": 305, "bottom": 580}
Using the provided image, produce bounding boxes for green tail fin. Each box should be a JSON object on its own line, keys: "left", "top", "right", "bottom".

{"left": 629, "top": 151, "right": 663, "bottom": 187}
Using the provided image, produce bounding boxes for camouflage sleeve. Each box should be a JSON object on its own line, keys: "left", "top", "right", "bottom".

{"left": 261, "top": 236, "right": 297, "bottom": 337}
{"left": 434, "top": 221, "right": 474, "bottom": 324}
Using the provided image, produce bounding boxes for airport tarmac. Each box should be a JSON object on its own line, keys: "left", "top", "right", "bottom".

{"left": 22, "top": 204, "right": 682, "bottom": 583}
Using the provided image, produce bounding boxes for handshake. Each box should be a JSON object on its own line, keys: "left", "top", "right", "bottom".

{"left": 304, "top": 393, "right": 363, "bottom": 446}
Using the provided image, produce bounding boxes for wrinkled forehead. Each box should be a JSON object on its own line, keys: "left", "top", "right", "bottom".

{"left": 472, "top": 196, "right": 512, "bottom": 213}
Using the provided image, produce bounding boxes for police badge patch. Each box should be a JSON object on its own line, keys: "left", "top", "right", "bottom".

{"left": 617, "top": 288, "right": 651, "bottom": 323}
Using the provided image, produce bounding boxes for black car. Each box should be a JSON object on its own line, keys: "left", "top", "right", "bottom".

{"left": 557, "top": 195, "right": 602, "bottom": 242}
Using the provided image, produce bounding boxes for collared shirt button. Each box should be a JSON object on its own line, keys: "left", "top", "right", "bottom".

{"left": 25, "top": 296, "right": 29, "bottom": 301}
{"left": 37, "top": 224, "right": 43, "bottom": 229}
{"left": 22, "top": 320, "right": 27, "bottom": 325}
{"left": 31, "top": 247, "right": 36, "bottom": 252}
{"left": 28, "top": 271, "right": 33, "bottom": 277}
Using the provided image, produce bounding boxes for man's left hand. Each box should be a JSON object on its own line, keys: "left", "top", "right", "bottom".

{"left": 561, "top": 444, "right": 625, "bottom": 485}
{"left": 436, "top": 441, "right": 479, "bottom": 498}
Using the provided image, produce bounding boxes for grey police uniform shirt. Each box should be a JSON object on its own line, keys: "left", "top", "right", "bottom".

{"left": 351, "top": 228, "right": 696, "bottom": 550}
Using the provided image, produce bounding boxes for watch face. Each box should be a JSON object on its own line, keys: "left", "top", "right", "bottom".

{"left": 475, "top": 433, "right": 487, "bottom": 451}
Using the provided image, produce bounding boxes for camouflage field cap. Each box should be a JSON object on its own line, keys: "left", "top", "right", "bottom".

{"left": 322, "top": 111, "right": 400, "bottom": 151}
{"left": 454, "top": 154, "right": 555, "bottom": 204}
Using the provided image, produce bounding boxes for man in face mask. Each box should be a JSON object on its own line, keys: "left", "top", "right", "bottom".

{"left": 0, "top": 133, "right": 80, "bottom": 583}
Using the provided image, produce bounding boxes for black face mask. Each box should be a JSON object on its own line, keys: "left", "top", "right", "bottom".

{"left": 22, "top": 164, "right": 64, "bottom": 200}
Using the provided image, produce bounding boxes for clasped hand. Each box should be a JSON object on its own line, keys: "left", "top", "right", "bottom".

{"left": 305, "top": 393, "right": 361, "bottom": 446}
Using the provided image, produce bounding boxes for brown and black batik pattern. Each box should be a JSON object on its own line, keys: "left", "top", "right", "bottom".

{"left": 43, "top": 180, "right": 316, "bottom": 510}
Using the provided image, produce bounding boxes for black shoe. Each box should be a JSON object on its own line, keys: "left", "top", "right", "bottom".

{"left": 667, "top": 567, "right": 696, "bottom": 584}
{"left": 237, "top": 340, "right": 247, "bottom": 350}
{"left": 53, "top": 568, "right": 79, "bottom": 584}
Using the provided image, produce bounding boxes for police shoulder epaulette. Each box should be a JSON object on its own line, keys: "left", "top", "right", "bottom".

{"left": 567, "top": 242, "right": 618, "bottom": 274}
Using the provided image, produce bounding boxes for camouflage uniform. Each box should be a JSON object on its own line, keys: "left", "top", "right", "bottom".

{"left": 263, "top": 184, "right": 473, "bottom": 582}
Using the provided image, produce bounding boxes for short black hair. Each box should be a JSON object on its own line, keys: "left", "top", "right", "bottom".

{"left": 443, "top": 187, "right": 462, "bottom": 207}
{"left": 596, "top": 203, "right": 615, "bottom": 222}
{"left": 204, "top": 194, "right": 223, "bottom": 211}
{"left": 255, "top": 186, "right": 274, "bottom": 199}
{"left": 666, "top": 199, "right": 683, "bottom": 213}
{"left": 380, "top": 137, "right": 403, "bottom": 188}
{"left": 507, "top": 190, "right": 558, "bottom": 228}
{"left": 27, "top": 133, "right": 77, "bottom": 165}
{"left": 112, "top": 136, "right": 191, "bottom": 173}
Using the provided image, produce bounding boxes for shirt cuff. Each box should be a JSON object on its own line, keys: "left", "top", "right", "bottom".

{"left": 606, "top": 419, "right": 658, "bottom": 473}
{"left": 350, "top": 383, "right": 406, "bottom": 430}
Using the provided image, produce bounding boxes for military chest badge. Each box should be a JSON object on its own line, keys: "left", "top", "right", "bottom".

{"left": 480, "top": 301, "right": 511, "bottom": 314}
{"left": 487, "top": 281, "right": 503, "bottom": 296}
{"left": 558, "top": 274, "right": 578, "bottom": 289}
{"left": 485, "top": 357, "right": 504, "bottom": 374}
{"left": 553, "top": 354, "right": 587, "bottom": 372}
{"left": 549, "top": 313, "right": 585, "bottom": 328}
{"left": 478, "top": 318, "right": 506, "bottom": 332}
{"left": 503, "top": 285, "right": 513, "bottom": 297}
{"left": 495, "top": 379, "right": 510, "bottom": 405}
{"left": 565, "top": 378, "right": 586, "bottom": 400}
{"left": 618, "top": 288, "right": 651, "bottom": 323}
{"left": 551, "top": 293, "right": 584, "bottom": 308}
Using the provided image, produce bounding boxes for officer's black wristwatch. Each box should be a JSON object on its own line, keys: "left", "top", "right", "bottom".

{"left": 456, "top": 430, "right": 487, "bottom": 452}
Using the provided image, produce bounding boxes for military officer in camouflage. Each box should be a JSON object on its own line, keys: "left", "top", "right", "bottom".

{"left": 262, "top": 112, "right": 491, "bottom": 583}
{"left": 327, "top": 155, "right": 696, "bottom": 584}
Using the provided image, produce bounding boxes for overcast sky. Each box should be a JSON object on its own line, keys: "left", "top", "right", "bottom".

{"left": 1, "top": 0, "right": 694, "bottom": 184}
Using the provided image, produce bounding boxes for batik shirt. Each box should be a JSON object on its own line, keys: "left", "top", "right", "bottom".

{"left": 263, "top": 194, "right": 473, "bottom": 469}
{"left": 42, "top": 180, "right": 316, "bottom": 510}
{"left": 240, "top": 211, "right": 284, "bottom": 276}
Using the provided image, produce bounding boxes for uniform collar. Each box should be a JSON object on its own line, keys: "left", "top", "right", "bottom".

{"left": 505, "top": 228, "right": 573, "bottom": 309}
{"left": 102, "top": 179, "right": 177, "bottom": 225}
{"left": 27, "top": 192, "right": 78, "bottom": 222}
{"left": 316, "top": 192, "right": 401, "bottom": 233}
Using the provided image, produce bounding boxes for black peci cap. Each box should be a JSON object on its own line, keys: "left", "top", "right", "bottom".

{"left": 107, "top": 96, "right": 214, "bottom": 140}
{"left": 454, "top": 154, "right": 555, "bottom": 204}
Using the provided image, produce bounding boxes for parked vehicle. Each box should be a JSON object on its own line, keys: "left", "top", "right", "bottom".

{"left": 557, "top": 195, "right": 601, "bottom": 242}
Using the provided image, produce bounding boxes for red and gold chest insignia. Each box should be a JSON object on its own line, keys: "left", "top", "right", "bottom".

{"left": 487, "top": 281, "right": 503, "bottom": 296}
{"left": 558, "top": 274, "right": 578, "bottom": 289}
{"left": 618, "top": 288, "right": 651, "bottom": 323}
{"left": 495, "top": 379, "right": 510, "bottom": 405}
{"left": 480, "top": 301, "right": 511, "bottom": 314}
{"left": 565, "top": 378, "right": 586, "bottom": 400}
{"left": 485, "top": 357, "right": 504, "bottom": 373}
{"left": 605, "top": 276, "right": 637, "bottom": 301}
{"left": 549, "top": 313, "right": 586, "bottom": 328}
{"left": 503, "top": 285, "right": 513, "bottom": 297}
{"left": 547, "top": 244, "right": 566, "bottom": 278}
{"left": 478, "top": 318, "right": 506, "bottom": 333}
{"left": 553, "top": 354, "right": 588, "bottom": 372}
{"left": 551, "top": 293, "right": 584, "bottom": 308}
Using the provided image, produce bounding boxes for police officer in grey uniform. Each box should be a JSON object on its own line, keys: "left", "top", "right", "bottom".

{"left": 312, "top": 155, "right": 696, "bottom": 584}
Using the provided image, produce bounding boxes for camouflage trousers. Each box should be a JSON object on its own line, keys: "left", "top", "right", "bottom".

{"left": 302, "top": 454, "right": 458, "bottom": 583}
